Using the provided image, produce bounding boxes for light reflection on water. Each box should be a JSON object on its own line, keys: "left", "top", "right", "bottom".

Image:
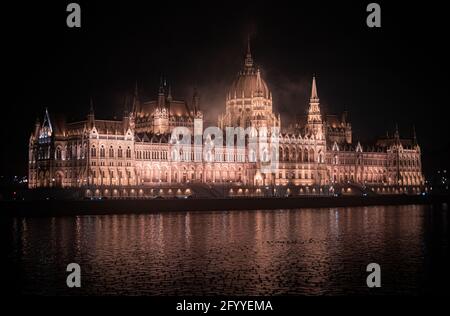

{"left": 4, "top": 205, "right": 449, "bottom": 295}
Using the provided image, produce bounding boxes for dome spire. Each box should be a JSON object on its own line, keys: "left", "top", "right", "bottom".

{"left": 244, "top": 35, "right": 253, "bottom": 68}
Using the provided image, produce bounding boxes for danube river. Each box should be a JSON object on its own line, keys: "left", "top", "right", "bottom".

{"left": 3, "top": 205, "right": 449, "bottom": 295}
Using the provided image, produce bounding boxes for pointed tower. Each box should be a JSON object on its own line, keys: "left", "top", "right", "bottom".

{"left": 244, "top": 36, "right": 253, "bottom": 68}
{"left": 255, "top": 68, "right": 264, "bottom": 97}
{"left": 154, "top": 76, "right": 169, "bottom": 134}
{"left": 394, "top": 123, "right": 401, "bottom": 144}
{"left": 131, "top": 81, "right": 141, "bottom": 115}
{"left": 412, "top": 125, "right": 417, "bottom": 146}
{"left": 193, "top": 88, "right": 203, "bottom": 162}
{"left": 41, "top": 108, "right": 53, "bottom": 138}
{"left": 307, "top": 76, "right": 322, "bottom": 123}
{"left": 392, "top": 123, "right": 402, "bottom": 185}
{"left": 192, "top": 87, "right": 200, "bottom": 114}
{"left": 306, "top": 76, "right": 324, "bottom": 139}
{"left": 87, "top": 97, "right": 95, "bottom": 128}
{"left": 167, "top": 85, "right": 173, "bottom": 103}
{"left": 123, "top": 96, "right": 131, "bottom": 132}
{"left": 158, "top": 76, "right": 166, "bottom": 107}
{"left": 34, "top": 116, "right": 41, "bottom": 138}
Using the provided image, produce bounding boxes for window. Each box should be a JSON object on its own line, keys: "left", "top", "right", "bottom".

{"left": 100, "top": 146, "right": 105, "bottom": 158}
{"left": 91, "top": 146, "right": 96, "bottom": 157}
{"left": 56, "top": 147, "right": 62, "bottom": 160}
{"left": 109, "top": 146, "right": 114, "bottom": 158}
{"left": 118, "top": 146, "right": 123, "bottom": 158}
{"left": 126, "top": 147, "right": 131, "bottom": 158}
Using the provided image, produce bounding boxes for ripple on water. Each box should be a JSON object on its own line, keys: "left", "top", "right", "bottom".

{"left": 4, "top": 205, "right": 450, "bottom": 295}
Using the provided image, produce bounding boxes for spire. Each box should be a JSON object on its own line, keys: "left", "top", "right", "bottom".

{"left": 167, "top": 85, "right": 173, "bottom": 102}
{"left": 256, "top": 68, "right": 263, "bottom": 95}
{"left": 89, "top": 97, "right": 94, "bottom": 115}
{"left": 41, "top": 107, "right": 53, "bottom": 136}
{"left": 412, "top": 125, "right": 417, "bottom": 145}
{"left": 310, "top": 75, "right": 319, "bottom": 102}
{"left": 158, "top": 76, "right": 166, "bottom": 107}
{"left": 122, "top": 95, "right": 131, "bottom": 131}
{"left": 87, "top": 98, "right": 95, "bottom": 128}
{"left": 159, "top": 76, "right": 165, "bottom": 94}
{"left": 193, "top": 87, "right": 200, "bottom": 112}
{"left": 244, "top": 35, "right": 253, "bottom": 68}
{"left": 394, "top": 123, "right": 400, "bottom": 141}
{"left": 123, "top": 95, "right": 129, "bottom": 117}
{"left": 131, "top": 81, "right": 140, "bottom": 114}
{"left": 34, "top": 116, "right": 40, "bottom": 137}
{"left": 134, "top": 80, "right": 139, "bottom": 96}
{"left": 44, "top": 108, "right": 52, "bottom": 128}
{"left": 307, "top": 75, "right": 322, "bottom": 126}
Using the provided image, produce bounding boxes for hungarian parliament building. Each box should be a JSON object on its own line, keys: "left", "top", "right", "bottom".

{"left": 28, "top": 43, "right": 424, "bottom": 198}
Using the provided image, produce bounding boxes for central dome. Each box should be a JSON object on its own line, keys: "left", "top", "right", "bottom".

{"left": 218, "top": 40, "right": 280, "bottom": 131}
{"left": 228, "top": 42, "right": 271, "bottom": 100}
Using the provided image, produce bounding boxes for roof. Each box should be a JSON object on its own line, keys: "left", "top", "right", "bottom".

{"left": 139, "top": 99, "right": 192, "bottom": 118}
{"left": 229, "top": 68, "right": 270, "bottom": 99}
{"left": 135, "top": 132, "right": 170, "bottom": 143}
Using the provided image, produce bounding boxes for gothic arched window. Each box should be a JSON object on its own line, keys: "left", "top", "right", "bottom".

{"left": 56, "top": 147, "right": 62, "bottom": 160}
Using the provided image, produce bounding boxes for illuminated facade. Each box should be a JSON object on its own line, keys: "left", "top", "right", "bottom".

{"left": 28, "top": 42, "right": 424, "bottom": 197}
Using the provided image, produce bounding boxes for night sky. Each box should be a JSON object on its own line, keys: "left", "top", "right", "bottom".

{"left": 3, "top": 1, "right": 449, "bottom": 177}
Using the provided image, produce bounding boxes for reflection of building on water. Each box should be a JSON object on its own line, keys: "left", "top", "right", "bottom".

{"left": 28, "top": 41, "right": 424, "bottom": 198}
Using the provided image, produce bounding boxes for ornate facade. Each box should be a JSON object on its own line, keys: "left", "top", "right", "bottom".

{"left": 28, "top": 42, "right": 424, "bottom": 198}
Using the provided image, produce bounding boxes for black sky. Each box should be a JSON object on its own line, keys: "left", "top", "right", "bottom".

{"left": 3, "top": 1, "right": 449, "bottom": 177}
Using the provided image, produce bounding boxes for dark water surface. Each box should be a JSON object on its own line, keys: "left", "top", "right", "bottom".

{"left": 3, "top": 205, "right": 449, "bottom": 295}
